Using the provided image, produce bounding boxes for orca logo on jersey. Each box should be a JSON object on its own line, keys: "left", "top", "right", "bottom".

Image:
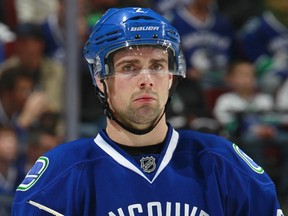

{"left": 140, "top": 156, "right": 156, "bottom": 173}
{"left": 232, "top": 144, "right": 264, "bottom": 174}
{"left": 17, "top": 156, "right": 49, "bottom": 191}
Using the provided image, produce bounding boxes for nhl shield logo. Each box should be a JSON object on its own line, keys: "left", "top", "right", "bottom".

{"left": 140, "top": 156, "right": 156, "bottom": 173}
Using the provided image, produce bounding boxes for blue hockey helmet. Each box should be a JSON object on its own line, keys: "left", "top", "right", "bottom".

{"left": 83, "top": 7, "right": 186, "bottom": 86}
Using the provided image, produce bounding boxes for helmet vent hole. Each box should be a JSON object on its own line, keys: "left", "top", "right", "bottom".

{"left": 166, "top": 30, "right": 179, "bottom": 42}
{"left": 130, "top": 16, "right": 153, "bottom": 21}
{"left": 95, "top": 30, "right": 122, "bottom": 45}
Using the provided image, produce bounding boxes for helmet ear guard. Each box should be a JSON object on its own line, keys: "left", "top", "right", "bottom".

{"left": 96, "top": 80, "right": 114, "bottom": 120}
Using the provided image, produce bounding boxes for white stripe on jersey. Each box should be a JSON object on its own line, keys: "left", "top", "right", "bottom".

{"left": 27, "top": 200, "right": 64, "bottom": 216}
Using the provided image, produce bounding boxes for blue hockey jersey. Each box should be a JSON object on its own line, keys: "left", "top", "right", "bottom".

{"left": 168, "top": 6, "right": 236, "bottom": 86}
{"left": 240, "top": 11, "right": 288, "bottom": 63}
{"left": 12, "top": 125, "right": 283, "bottom": 215}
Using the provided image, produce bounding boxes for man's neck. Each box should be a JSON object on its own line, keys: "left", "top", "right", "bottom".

{"left": 105, "top": 117, "right": 168, "bottom": 147}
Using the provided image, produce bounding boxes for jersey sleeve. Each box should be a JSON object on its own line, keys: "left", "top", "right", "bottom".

{"left": 11, "top": 139, "right": 95, "bottom": 216}
{"left": 12, "top": 169, "right": 87, "bottom": 216}
{"left": 12, "top": 154, "right": 84, "bottom": 216}
{"left": 206, "top": 137, "right": 284, "bottom": 215}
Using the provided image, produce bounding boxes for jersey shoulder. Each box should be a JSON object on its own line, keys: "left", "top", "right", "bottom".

{"left": 177, "top": 130, "right": 270, "bottom": 182}
{"left": 16, "top": 138, "right": 100, "bottom": 193}
{"left": 240, "top": 13, "right": 271, "bottom": 36}
{"left": 45, "top": 137, "right": 97, "bottom": 162}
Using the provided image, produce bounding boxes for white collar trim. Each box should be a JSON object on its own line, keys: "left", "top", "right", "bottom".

{"left": 94, "top": 129, "right": 179, "bottom": 184}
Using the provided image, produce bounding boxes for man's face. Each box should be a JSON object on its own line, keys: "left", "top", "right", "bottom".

{"left": 0, "top": 130, "right": 18, "bottom": 162}
{"left": 227, "top": 63, "right": 256, "bottom": 92}
{"left": 12, "top": 77, "right": 34, "bottom": 111}
{"left": 16, "top": 37, "right": 45, "bottom": 67}
{"left": 97, "top": 46, "right": 173, "bottom": 130}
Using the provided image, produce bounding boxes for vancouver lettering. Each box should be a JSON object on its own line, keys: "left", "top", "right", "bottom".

{"left": 182, "top": 32, "right": 230, "bottom": 50}
{"left": 108, "top": 201, "right": 209, "bottom": 216}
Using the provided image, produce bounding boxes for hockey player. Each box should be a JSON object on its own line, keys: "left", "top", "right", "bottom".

{"left": 12, "top": 7, "right": 284, "bottom": 216}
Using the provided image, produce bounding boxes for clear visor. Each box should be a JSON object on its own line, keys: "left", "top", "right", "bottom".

{"left": 108, "top": 45, "right": 173, "bottom": 78}
{"left": 93, "top": 44, "right": 186, "bottom": 80}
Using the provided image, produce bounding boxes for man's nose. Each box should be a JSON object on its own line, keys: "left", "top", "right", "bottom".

{"left": 137, "top": 69, "right": 154, "bottom": 88}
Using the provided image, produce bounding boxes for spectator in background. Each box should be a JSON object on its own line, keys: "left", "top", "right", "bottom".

{"left": 217, "top": 0, "right": 264, "bottom": 30}
{"left": 42, "top": 0, "right": 90, "bottom": 64}
{"left": 0, "top": 22, "right": 64, "bottom": 114}
{"left": 0, "top": 66, "right": 50, "bottom": 143}
{"left": 213, "top": 60, "right": 278, "bottom": 164}
{"left": 166, "top": 0, "right": 236, "bottom": 89}
{"left": 152, "top": 0, "right": 178, "bottom": 14}
{"left": 0, "top": 125, "right": 24, "bottom": 216}
{"left": 40, "top": 0, "right": 66, "bottom": 63}
{"left": 213, "top": 61, "right": 274, "bottom": 138}
{"left": 238, "top": 0, "right": 288, "bottom": 96}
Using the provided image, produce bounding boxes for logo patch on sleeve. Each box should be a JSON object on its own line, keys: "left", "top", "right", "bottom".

{"left": 232, "top": 143, "right": 264, "bottom": 174}
{"left": 17, "top": 156, "right": 49, "bottom": 191}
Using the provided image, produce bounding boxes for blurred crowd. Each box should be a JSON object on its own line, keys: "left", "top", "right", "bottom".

{"left": 0, "top": 0, "right": 288, "bottom": 214}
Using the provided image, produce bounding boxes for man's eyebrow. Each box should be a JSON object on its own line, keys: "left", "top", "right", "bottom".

{"left": 150, "top": 58, "right": 168, "bottom": 64}
{"left": 115, "top": 58, "right": 168, "bottom": 68}
{"left": 114, "top": 59, "right": 140, "bottom": 68}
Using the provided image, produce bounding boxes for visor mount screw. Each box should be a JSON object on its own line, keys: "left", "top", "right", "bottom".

{"left": 152, "top": 34, "right": 158, "bottom": 38}
{"left": 135, "top": 34, "right": 141, "bottom": 39}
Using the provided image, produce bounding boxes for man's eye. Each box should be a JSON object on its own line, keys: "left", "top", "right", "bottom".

{"left": 123, "top": 65, "right": 137, "bottom": 72}
{"left": 150, "top": 64, "right": 163, "bottom": 72}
